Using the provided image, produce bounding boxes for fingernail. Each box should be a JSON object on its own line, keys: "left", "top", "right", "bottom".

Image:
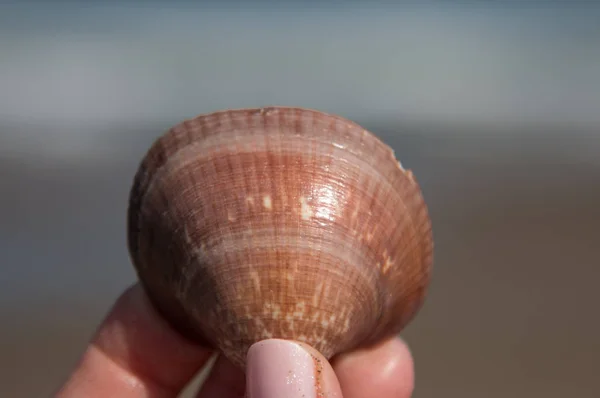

{"left": 246, "top": 339, "right": 317, "bottom": 398}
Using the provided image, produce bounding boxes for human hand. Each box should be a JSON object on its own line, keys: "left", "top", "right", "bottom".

{"left": 55, "top": 284, "right": 415, "bottom": 397}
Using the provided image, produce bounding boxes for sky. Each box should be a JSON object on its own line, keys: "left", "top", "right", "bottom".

{"left": 0, "top": 1, "right": 599, "bottom": 161}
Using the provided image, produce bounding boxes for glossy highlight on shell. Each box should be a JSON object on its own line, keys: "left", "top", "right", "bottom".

{"left": 127, "top": 106, "right": 433, "bottom": 368}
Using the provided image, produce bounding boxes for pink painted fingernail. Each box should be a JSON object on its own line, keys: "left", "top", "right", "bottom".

{"left": 246, "top": 339, "right": 316, "bottom": 398}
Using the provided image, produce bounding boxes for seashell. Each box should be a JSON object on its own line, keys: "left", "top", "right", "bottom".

{"left": 127, "top": 106, "right": 433, "bottom": 369}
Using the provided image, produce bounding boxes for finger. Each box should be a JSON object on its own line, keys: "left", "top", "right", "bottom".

{"left": 332, "top": 336, "right": 415, "bottom": 398}
{"left": 194, "top": 355, "right": 245, "bottom": 398}
{"left": 55, "top": 283, "right": 214, "bottom": 398}
{"left": 246, "top": 339, "right": 344, "bottom": 398}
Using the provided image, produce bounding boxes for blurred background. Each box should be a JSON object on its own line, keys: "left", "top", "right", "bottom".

{"left": 1, "top": 1, "right": 599, "bottom": 397}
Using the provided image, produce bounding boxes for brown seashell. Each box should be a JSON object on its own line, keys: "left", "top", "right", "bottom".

{"left": 127, "top": 106, "right": 433, "bottom": 369}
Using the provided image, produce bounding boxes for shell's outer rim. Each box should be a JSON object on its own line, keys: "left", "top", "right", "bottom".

{"left": 126, "top": 105, "right": 435, "bottom": 362}
{"left": 170, "top": 106, "right": 405, "bottom": 169}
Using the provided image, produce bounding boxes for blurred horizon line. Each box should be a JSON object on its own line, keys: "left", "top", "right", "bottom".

{"left": 2, "top": 3, "right": 599, "bottom": 128}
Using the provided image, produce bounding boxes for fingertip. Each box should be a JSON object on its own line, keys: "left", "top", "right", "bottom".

{"left": 332, "top": 336, "right": 415, "bottom": 398}
{"left": 56, "top": 283, "right": 214, "bottom": 397}
{"left": 246, "top": 339, "right": 343, "bottom": 398}
{"left": 93, "top": 284, "right": 213, "bottom": 389}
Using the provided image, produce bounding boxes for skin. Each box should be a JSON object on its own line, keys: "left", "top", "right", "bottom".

{"left": 54, "top": 283, "right": 415, "bottom": 398}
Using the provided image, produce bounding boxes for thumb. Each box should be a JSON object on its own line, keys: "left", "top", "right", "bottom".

{"left": 246, "top": 339, "right": 343, "bottom": 398}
